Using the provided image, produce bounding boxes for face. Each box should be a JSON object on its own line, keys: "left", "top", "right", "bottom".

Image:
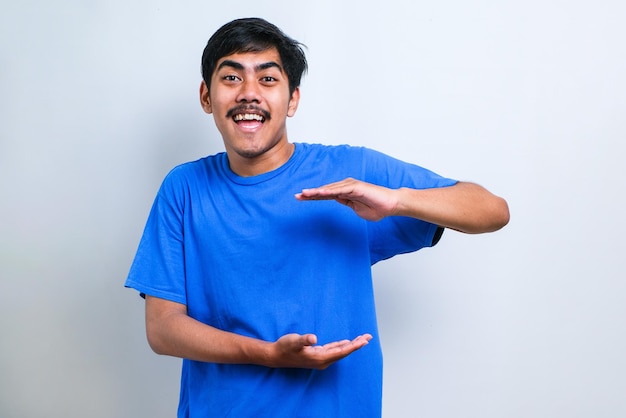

{"left": 200, "top": 47, "right": 300, "bottom": 175}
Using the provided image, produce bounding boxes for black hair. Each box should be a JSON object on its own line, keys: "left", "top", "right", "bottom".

{"left": 201, "top": 17, "right": 308, "bottom": 95}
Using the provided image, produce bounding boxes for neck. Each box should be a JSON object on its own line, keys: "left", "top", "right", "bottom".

{"left": 227, "top": 142, "right": 295, "bottom": 177}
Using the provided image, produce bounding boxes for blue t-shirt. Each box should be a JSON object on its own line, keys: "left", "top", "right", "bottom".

{"left": 126, "top": 143, "right": 456, "bottom": 417}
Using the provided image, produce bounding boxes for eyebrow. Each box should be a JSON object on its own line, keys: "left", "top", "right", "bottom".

{"left": 217, "top": 59, "right": 284, "bottom": 73}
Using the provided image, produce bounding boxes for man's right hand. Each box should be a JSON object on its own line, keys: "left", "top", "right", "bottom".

{"left": 146, "top": 295, "right": 371, "bottom": 370}
{"left": 266, "top": 333, "right": 373, "bottom": 370}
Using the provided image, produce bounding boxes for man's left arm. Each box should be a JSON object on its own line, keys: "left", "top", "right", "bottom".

{"left": 295, "top": 179, "right": 509, "bottom": 234}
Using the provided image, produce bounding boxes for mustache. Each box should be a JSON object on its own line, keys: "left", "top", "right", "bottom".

{"left": 226, "top": 105, "right": 271, "bottom": 120}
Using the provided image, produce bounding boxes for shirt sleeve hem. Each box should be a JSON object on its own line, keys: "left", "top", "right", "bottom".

{"left": 124, "top": 281, "right": 187, "bottom": 305}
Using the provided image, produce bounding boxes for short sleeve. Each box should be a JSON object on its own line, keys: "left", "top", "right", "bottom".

{"left": 124, "top": 171, "right": 188, "bottom": 305}
{"left": 359, "top": 148, "right": 457, "bottom": 264}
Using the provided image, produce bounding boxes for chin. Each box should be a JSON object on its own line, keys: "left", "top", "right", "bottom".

{"left": 232, "top": 139, "right": 282, "bottom": 159}
{"left": 233, "top": 144, "right": 270, "bottom": 159}
{"left": 237, "top": 150, "right": 265, "bottom": 159}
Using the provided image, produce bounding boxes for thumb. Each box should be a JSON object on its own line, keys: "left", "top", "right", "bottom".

{"left": 300, "top": 333, "right": 317, "bottom": 347}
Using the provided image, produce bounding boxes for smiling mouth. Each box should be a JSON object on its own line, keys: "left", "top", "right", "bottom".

{"left": 233, "top": 113, "right": 265, "bottom": 123}
{"left": 227, "top": 106, "right": 271, "bottom": 125}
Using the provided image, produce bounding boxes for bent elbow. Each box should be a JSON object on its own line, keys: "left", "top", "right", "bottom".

{"left": 497, "top": 197, "right": 510, "bottom": 228}
{"left": 487, "top": 197, "right": 510, "bottom": 232}
{"left": 144, "top": 295, "right": 188, "bottom": 356}
{"left": 146, "top": 327, "right": 164, "bottom": 355}
{"left": 464, "top": 196, "right": 510, "bottom": 234}
{"left": 146, "top": 320, "right": 172, "bottom": 356}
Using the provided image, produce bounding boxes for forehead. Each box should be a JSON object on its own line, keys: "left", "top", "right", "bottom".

{"left": 214, "top": 47, "right": 284, "bottom": 73}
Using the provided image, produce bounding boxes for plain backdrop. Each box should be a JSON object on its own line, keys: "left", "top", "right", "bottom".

{"left": 1, "top": 1, "right": 625, "bottom": 417}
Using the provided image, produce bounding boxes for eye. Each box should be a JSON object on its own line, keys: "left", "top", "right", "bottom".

{"left": 260, "top": 76, "right": 277, "bottom": 83}
{"left": 222, "top": 75, "right": 240, "bottom": 82}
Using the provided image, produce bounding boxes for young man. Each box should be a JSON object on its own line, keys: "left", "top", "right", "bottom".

{"left": 126, "top": 17, "right": 509, "bottom": 417}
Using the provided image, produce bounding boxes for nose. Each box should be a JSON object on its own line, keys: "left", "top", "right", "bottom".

{"left": 236, "top": 78, "right": 261, "bottom": 103}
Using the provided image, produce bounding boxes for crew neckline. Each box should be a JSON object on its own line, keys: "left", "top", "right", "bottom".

{"left": 220, "top": 143, "right": 305, "bottom": 186}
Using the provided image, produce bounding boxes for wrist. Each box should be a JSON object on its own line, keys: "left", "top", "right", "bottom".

{"left": 393, "top": 187, "right": 416, "bottom": 217}
{"left": 247, "top": 339, "right": 276, "bottom": 368}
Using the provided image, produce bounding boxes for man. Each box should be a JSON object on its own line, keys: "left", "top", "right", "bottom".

{"left": 126, "top": 17, "right": 509, "bottom": 417}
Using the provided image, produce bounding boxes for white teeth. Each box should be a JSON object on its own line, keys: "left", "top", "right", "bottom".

{"left": 234, "top": 113, "right": 264, "bottom": 122}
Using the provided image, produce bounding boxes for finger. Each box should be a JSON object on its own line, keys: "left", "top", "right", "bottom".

{"left": 294, "top": 193, "right": 338, "bottom": 201}
{"left": 304, "top": 184, "right": 353, "bottom": 196}
{"left": 320, "top": 335, "right": 372, "bottom": 353}
{"left": 345, "top": 334, "right": 372, "bottom": 349}
{"left": 306, "top": 333, "right": 318, "bottom": 346}
{"left": 280, "top": 333, "right": 318, "bottom": 350}
{"left": 296, "top": 188, "right": 339, "bottom": 199}
{"left": 296, "top": 180, "right": 358, "bottom": 199}
{"left": 298, "top": 333, "right": 317, "bottom": 347}
{"left": 320, "top": 340, "right": 352, "bottom": 350}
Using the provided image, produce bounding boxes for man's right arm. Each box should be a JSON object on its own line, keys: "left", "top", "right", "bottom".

{"left": 145, "top": 295, "right": 372, "bottom": 370}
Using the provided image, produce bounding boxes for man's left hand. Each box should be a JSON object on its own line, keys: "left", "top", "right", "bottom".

{"left": 295, "top": 178, "right": 397, "bottom": 221}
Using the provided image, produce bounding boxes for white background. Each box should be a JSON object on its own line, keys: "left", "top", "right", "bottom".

{"left": 1, "top": 1, "right": 625, "bottom": 417}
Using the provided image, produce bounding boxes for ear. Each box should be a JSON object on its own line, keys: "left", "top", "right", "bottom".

{"left": 199, "top": 81, "right": 212, "bottom": 114}
{"left": 287, "top": 87, "right": 300, "bottom": 117}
